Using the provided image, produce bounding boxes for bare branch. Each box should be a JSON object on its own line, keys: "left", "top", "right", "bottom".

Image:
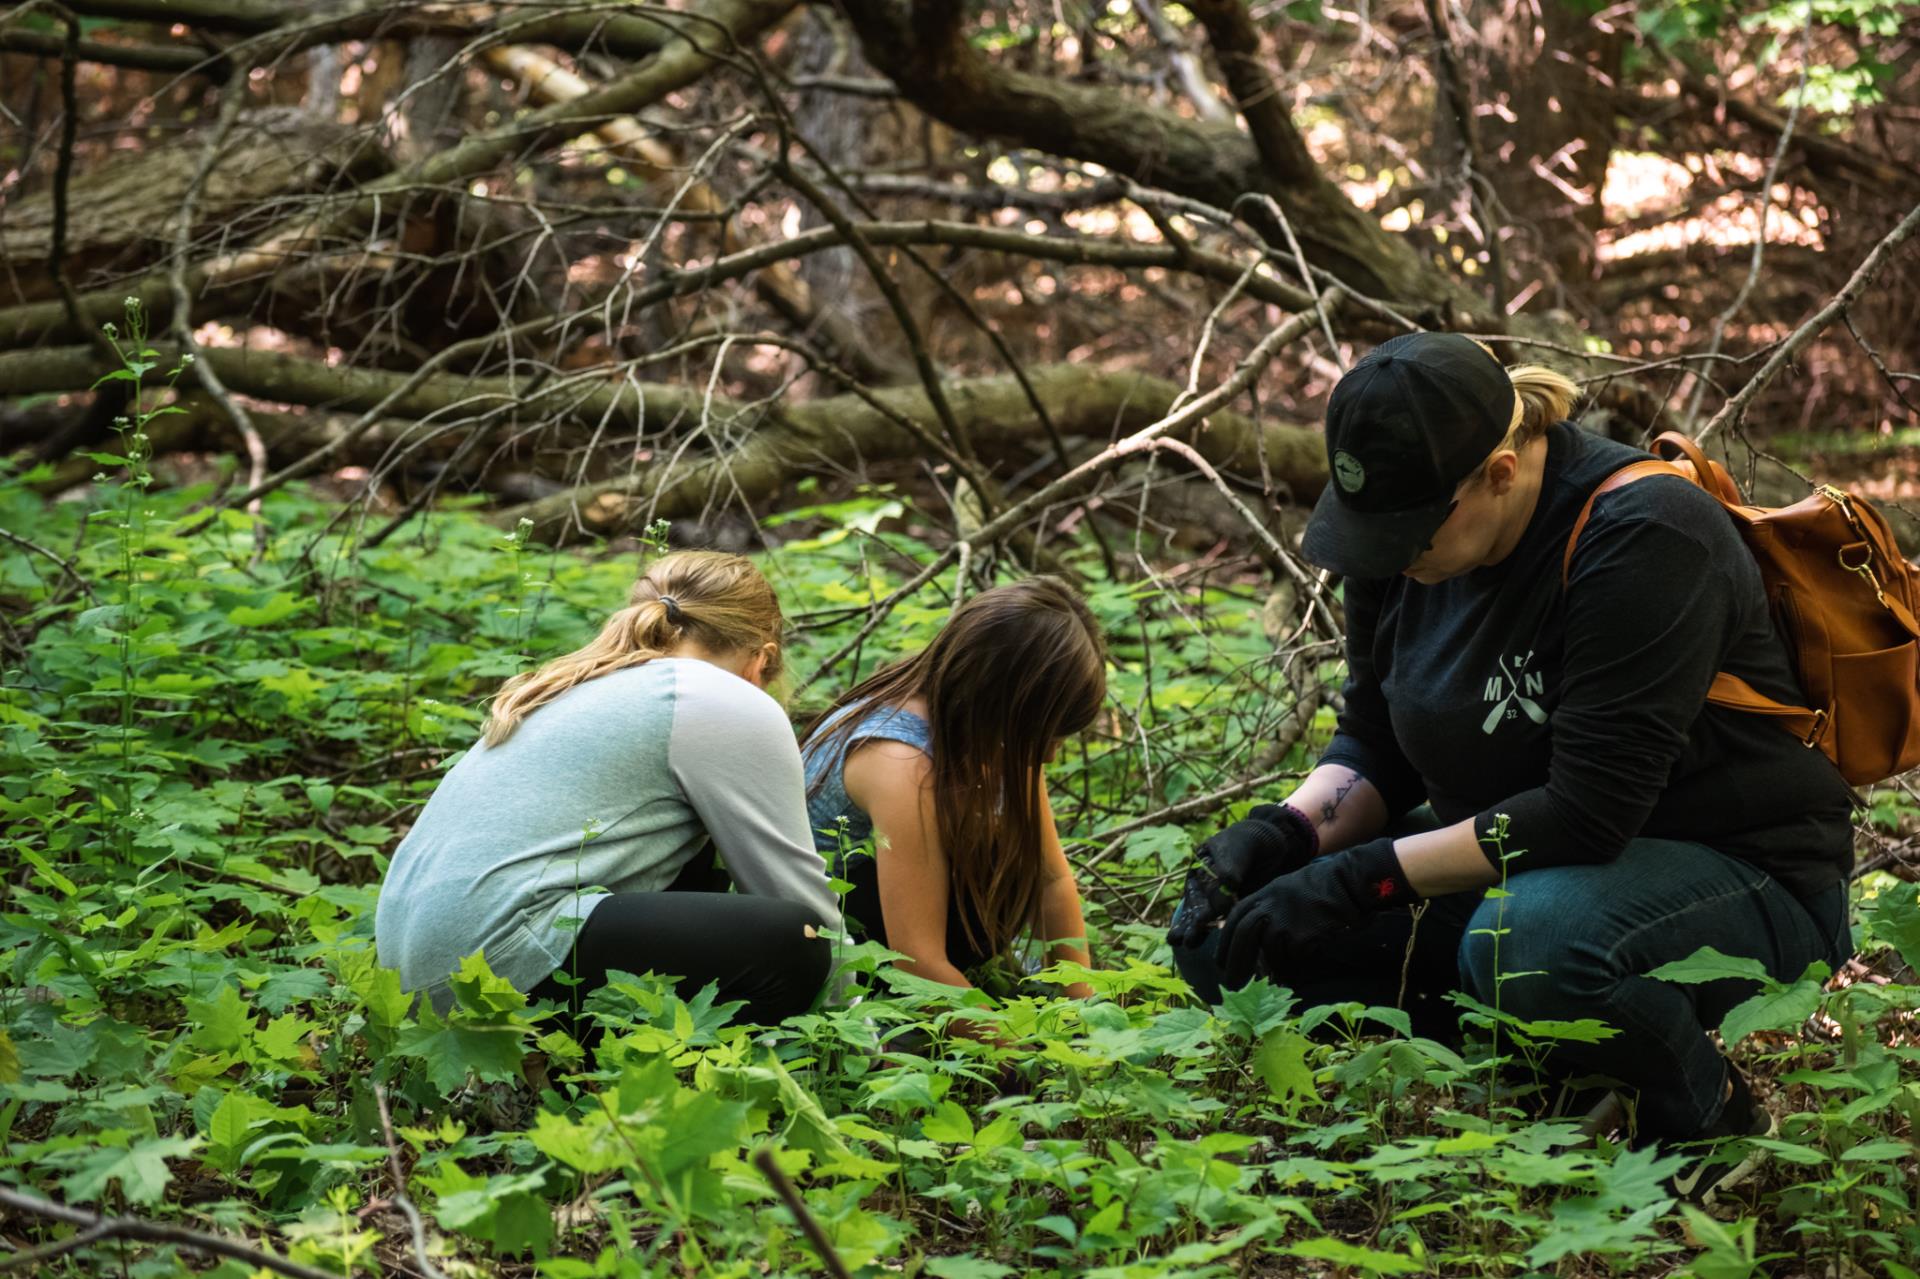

{"left": 797, "top": 289, "right": 1344, "bottom": 690}
{"left": 1175, "top": 1, "right": 1317, "bottom": 184}
{"left": 752, "top": 1148, "right": 854, "bottom": 1279}
{"left": 1697, "top": 198, "right": 1920, "bottom": 444}
{"left": 0, "top": 525, "right": 97, "bottom": 602}
{"left": 0, "top": 1186, "right": 343, "bottom": 1279}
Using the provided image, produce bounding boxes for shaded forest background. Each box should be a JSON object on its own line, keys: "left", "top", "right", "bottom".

{"left": 2, "top": 0, "right": 1917, "bottom": 557}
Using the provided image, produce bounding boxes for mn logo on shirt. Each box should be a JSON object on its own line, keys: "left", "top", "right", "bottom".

{"left": 1482, "top": 651, "right": 1547, "bottom": 733}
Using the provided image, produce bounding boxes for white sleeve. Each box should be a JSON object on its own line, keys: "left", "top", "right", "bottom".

{"left": 666, "top": 663, "right": 842, "bottom": 929}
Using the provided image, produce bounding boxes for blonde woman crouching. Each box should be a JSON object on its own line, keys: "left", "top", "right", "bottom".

{"left": 375, "top": 551, "right": 839, "bottom": 1025}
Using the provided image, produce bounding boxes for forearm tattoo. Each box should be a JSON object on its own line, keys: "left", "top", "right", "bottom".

{"left": 1319, "top": 772, "right": 1359, "bottom": 829}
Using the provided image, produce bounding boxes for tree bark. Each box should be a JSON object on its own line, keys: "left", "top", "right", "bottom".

{"left": 497, "top": 360, "right": 1326, "bottom": 543}
{"left": 54, "top": 0, "right": 677, "bottom": 61}
{"left": 834, "top": 0, "right": 1487, "bottom": 322}
{"left": 0, "top": 0, "right": 796, "bottom": 350}
{"left": 1476, "top": 0, "right": 1625, "bottom": 290}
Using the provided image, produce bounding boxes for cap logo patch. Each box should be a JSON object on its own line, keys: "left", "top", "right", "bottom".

{"left": 1333, "top": 450, "right": 1366, "bottom": 494}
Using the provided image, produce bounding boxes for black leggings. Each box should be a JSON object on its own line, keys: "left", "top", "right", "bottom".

{"left": 528, "top": 864, "right": 831, "bottom": 1027}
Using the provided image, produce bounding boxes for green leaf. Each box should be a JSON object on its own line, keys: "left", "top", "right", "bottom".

{"left": 1719, "top": 974, "right": 1825, "bottom": 1046}
{"left": 1863, "top": 882, "right": 1920, "bottom": 972}
{"left": 60, "top": 1134, "right": 201, "bottom": 1207}
{"left": 653, "top": 1091, "right": 750, "bottom": 1177}
{"left": 1283, "top": 1236, "right": 1424, "bottom": 1275}
{"left": 340, "top": 949, "right": 412, "bottom": 1029}
{"left": 1254, "top": 1028, "right": 1316, "bottom": 1104}
{"left": 1216, "top": 977, "right": 1296, "bottom": 1038}
{"left": 1649, "top": 946, "right": 1771, "bottom": 986}
{"left": 185, "top": 984, "right": 250, "bottom": 1054}
{"left": 925, "top": 1257, "right": 1017, "bottom": 1279}
{"left": 921, "top": 1100, "right": 975, "bottom": 1144}
{"left": 394, "top": 1008, "right": 525, "bottom": 1093}
{"left": 1839, "top": 1138, "right": 1913, "bottom": 1161}
{"left": 1749, "top": 1137, "right": 1829, "bottom": 1166}
{"left": 1122, "top": 824, "right": 1194, "bottom": 872}
{"left": 527, "top": 1109, "right": 625, "bottom": 1175}
{"left": 449, "top": 951, "right": 528, "bottom": 1019}
{"left": 202, "top": 1090, "right": 258, "bottom": 1174}
{"left": 488, "top": 1191, "right": 553, "bottom": 1257}
{"left": 20, "top": 849, "right": 77, "bottom": 896}
{"left": 226, "top": 592, "right": 305, "bottom": 627}
{"left": 258, "top": 666, "right": 327, "bottom": 704}
{"left": 766, "top": 1054, "right": 852, "bottom": 1161}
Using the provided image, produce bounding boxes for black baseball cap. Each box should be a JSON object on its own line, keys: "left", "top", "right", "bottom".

{"left": 1300, "top": 331, "right": 1515, "bottom": 578}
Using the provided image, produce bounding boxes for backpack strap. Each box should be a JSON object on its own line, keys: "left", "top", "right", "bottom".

{"left": 1561, "top": 455, "right": 1832, "bottom": 750}
{"left": 1704, "top": 672, "right": 1828, "bottom": 747}
{"left": 1651, "top": 430, "right": 1745, "bottom": 505}
{"left": 1560, "top": 459, "right": 1690, "bottom": 588}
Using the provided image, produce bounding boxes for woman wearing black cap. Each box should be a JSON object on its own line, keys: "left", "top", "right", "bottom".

{"left": 1167, "top": 331, "right": 1853, "bottom": 1198}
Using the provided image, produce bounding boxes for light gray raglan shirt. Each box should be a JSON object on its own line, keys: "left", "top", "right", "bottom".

{"left": 374, "top": 658, "right": 840, "bottom": 1009}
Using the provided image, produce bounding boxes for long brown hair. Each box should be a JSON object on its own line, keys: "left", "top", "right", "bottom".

{"left": 802, "top": 577, "right": 1107, "bottom": 956}
{"left": 481, "top": 550, "right": 785, "bottom": 747}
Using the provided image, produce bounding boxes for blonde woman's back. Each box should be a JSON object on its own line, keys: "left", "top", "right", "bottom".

{"left": 374, "top": 658, "right": 836, "bottom": 1009}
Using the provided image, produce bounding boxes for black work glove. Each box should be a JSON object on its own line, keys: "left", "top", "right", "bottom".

{"left": 1166, "top": 803, "right": 1318, "bottom": 950}
{"left": 1216, "top": 836, "right": 1417, "bottom": 990}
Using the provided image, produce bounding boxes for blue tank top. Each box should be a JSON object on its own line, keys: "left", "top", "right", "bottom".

{"left": 801, "top": 701, "right": 933, "bottom": 857}
{"left": 800, "top": 700, "right": 1003, "bottom": 976}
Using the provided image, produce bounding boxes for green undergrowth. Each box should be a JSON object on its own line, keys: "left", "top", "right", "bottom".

{"left": 2, "top": 443, "right": 1919, "bottom": 1277}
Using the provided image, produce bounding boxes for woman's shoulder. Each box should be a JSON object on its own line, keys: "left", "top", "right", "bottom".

{"left": 854, "top": 702, "right": 932, "bottom": 744}
{"left": 840, "top": 731, "right": 934, "bottom": 811}
{"left": 1557, "top": 425, "right": 1732, "bottom": 548}
{"left": 660, "top": 658, "right": 789, "bottom": 731}
{"left": 811, "top": 698, "right": 932, "bottom": 750}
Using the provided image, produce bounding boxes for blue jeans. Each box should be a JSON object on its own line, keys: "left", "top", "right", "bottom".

{"left": 1172, "top": 814, "right": 1850, "bottom": 1138}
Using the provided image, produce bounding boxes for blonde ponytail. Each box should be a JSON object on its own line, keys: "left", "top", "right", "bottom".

{"left": 480, "top": 550, "right": 785, "bottom": 747}
{"left": 1500, "top": 364, "right": 1579, "bottom": 449}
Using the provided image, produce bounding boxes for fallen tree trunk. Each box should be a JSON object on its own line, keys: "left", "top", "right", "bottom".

{"left": 479, "top": 41, "right": 899, "bottom": 385}
{"left": 1, "top": 342, "right": 1325, "bottom": 534}
{"left": 20, "top": 394, "right": 426, "bottom": 495}
{"left": 0, "top": 109, "right": 383, "bottom": 309}
{"left": 495, "top": 360, "right": 1326, "bottom": 544}
{"left": 52, "top": 0, "right": 678, "bottom": 62}
{"left": 0, "top": 0, "right": 798, "bottom": 350}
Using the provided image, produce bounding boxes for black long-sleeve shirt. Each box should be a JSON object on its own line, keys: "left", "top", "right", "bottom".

{"left": 1319, "top": 421, "right": 1854, "bottom": 899}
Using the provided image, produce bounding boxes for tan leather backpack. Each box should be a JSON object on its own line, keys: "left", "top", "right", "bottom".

{"left": 1562, "top": 430, "right": 1920, "bottom": 786}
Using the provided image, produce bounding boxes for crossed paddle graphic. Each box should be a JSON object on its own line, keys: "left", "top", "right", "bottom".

{"left": 1482, "top": 653, "right": 1548, "bottom": 733}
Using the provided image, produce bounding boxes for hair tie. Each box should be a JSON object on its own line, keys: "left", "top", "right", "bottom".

{"left": 658, "top": 594, "right": 685, "bottom": 626}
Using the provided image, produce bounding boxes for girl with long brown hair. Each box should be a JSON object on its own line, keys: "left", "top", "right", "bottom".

{"left": 800, "top": 577, "right": 1106, "bottom": 997}
{"left": 376, "top": 551, "right": 839, "bottom": 1024}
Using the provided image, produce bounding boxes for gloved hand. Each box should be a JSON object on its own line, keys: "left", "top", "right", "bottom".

{"left": 1216, "top": 836, "right": 1416, "bottom": 989}
{"left": 1166, "top": 803, "right": 1318, "bottom": 950}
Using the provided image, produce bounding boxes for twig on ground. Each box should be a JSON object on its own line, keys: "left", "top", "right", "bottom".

{"left": 372, "top": 1084, "right": 451, "bottom": 1279}
{"left": 0, "top": 1186, "right": 341, "bottom": 1279}
{"left": 752, "top": 1147, "right": 855, "bottom": 1279}
{"left": 0, "top": 525, "right": 97, "bottom": 603}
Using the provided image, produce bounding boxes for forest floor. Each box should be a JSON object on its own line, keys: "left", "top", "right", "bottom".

{"left": 1, "top": 458, "right": 1916, "bottom": 1279}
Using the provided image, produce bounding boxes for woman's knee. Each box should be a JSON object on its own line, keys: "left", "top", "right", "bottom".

{"left": 1455, "top": 878, "right": 1597, "bottom": 1015}
{"left": 737, "top": 897, "right": 833, "bottom": 1021}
